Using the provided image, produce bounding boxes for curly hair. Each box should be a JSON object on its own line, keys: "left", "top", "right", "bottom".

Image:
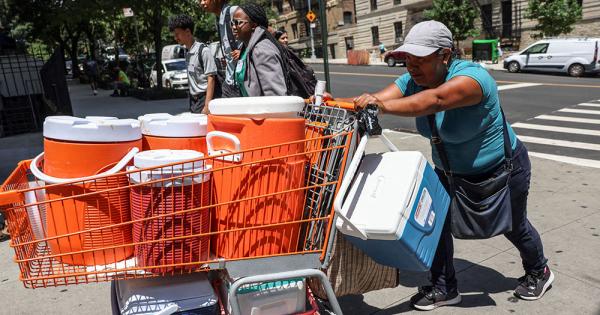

{"left": 168, "top": 14, "right": 195, "bottom": 32}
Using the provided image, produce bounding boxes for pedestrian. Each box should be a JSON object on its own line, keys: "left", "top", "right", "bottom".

{"left": 200, "top": 0, "right": 242, "bottom": 97}
{"left": 111, "top": 66, "right": 130, "bottom": 97}
{"left": 231, "top": 3, "right": 287, "bottom": 96}
{"left": 274, "top": 29, "right": 289, "bottom": 47}
{"left": 379, "top": 41, "right": 386, "bottom": 61}
{"left": 320, "top": 20, "right": 553, "bottom": 310}
{"left": 84, "top": 54, "right": 99, "bottom": 96}
{"left": 168, "top": 14, "right": 217, "bottom": 114}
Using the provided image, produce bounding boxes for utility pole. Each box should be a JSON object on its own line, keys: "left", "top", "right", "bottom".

{"left": 307, "top": 0, "right": 316, "bottom": 60}
{"left": 317, "top": 0, "right": 330, "bottom": 92}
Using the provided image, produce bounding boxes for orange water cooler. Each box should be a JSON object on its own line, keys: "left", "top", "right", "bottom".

{"left": 138, "top": 113, "right": 208, "bottom": 153}
{"left": 128, "top": 149, "right": 212, "bottom": 272}
{"left": 207, "top": 96, "right": 308, "bottom": 259}
{"left": 30, "top": 116, "right": 142, "bottom": 265}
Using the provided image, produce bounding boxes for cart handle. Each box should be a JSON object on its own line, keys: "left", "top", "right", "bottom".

{"left": 29, "top": 147, "right": 139, "bottom": 184}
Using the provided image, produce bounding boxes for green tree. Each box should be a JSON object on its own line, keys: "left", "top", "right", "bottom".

{"left": 526, "top": 0, "right": 582, "bottom": 38}
{"left": 424, "top": 0, "right": 479, "bottom": 50}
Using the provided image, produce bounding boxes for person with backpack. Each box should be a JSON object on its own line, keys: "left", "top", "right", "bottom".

{"left": 231, "top": 3, "right": 287, "bottom": 97}
{"left": 200, "top": 0, "right": 242, "bottom": 98}
{"left": 169, "top": 14, "right": 217, "bottom": 113}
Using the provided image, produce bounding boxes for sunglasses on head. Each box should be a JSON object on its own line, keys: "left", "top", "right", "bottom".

{"left": 230, "top": 19, "right": 249, "bottom": 27}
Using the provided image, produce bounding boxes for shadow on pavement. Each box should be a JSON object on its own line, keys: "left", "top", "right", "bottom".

{"left": 339, "top": 258, "right": 518, "bottom": 314}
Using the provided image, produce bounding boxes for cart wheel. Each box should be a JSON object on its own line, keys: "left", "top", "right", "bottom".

{"left": 110, "top": 280, "right": 121, "bottom": 315}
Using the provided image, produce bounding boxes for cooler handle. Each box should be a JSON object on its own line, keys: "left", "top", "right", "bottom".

{"left": 206, "top": 131, "right": 243, "bottom": 162}
{"left": 333, "top": 132, "right": 399, "bottom": 240}
{"left": 29, "top": 147, "right": 139, "bottom": 184}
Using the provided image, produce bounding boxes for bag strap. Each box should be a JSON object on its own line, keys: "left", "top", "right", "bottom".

{"left": 195, "top": 42, "right": 207, "bottom": 74}
{"left": 427, "top": 106, "right": 513, "bottom": 177}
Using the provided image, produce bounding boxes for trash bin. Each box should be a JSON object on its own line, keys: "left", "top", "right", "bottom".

{"left": 472, "top": 39, "right": 499, "bottom": 64}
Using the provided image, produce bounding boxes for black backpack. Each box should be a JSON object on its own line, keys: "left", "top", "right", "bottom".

{"left": 248, "top": 35, "right": 317, "bottom": 98}
{"left": 281, "top": 46, "right": 317, "bottom": 98}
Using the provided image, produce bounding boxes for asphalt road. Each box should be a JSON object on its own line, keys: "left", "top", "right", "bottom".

{"left": 312, "top": 64, "right": 600, "bottom": 166}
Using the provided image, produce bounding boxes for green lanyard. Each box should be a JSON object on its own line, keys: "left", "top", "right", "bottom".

{"left": 234, "top": 49, "right": 249, "bottom": 97}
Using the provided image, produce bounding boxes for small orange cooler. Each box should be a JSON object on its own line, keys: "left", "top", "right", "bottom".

{"left": 138, "top": 113, "right": 208, "bottom": 153}
{"left": 207, "top": 96, "right": 308, "bottom": 259}
{"left": 30, "top": 116, "right": 141, "bottom": 266}
{"left": 128, "top": 149, "right": 212, "bottom": 273}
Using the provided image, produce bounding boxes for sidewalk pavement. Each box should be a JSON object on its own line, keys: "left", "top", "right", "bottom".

{"left": 0, "top": 84, "right": 599, "bottom": 314}
{"left": 303, "top": 58, "right": 507, "bottom": 71}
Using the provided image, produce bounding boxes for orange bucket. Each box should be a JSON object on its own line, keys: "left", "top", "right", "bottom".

{"left": 31, "top": 116, "right": 142, "bottom": 266}
{"left": 139, "top": 113, "right": 208, "bottom": 153}
{"left": 207, "top": 96, "right": 307, "bottom": 259}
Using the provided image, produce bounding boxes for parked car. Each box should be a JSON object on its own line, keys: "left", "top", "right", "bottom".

{"left": 503, "top": 38, "right": 600, "bottom": 77}
{"left": 149, "top": 59, "right": 188, "bottom": 89}
{"left": 384, "top": 49, "right": 406, "bottom": 67}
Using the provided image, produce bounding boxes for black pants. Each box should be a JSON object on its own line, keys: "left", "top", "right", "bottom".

{"left": 189, "top": 93, "right": 207, "bottom": 113}
{"left": 431, "top": 141, "right": 547, "bottom": 293}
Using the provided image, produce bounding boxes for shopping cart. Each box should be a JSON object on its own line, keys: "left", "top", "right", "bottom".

{"left": 0, "top": 101, "right": 361, "bottom": 314}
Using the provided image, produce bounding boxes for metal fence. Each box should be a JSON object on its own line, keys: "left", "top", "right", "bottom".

{"left": 0, "top": 46, "right": 71, "bottom": 137}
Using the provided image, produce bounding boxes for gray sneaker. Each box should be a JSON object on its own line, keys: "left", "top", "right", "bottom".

{"left": 514, "top": 266, "right": 554, "bottom": 300}
{"left": 410, "top": 286, "right": 462, "bottom": 311}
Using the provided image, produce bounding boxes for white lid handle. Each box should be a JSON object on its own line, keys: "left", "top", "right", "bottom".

{"left": 206, "top": 131, "right": 243, "bottom": 162}
{"left": 30, "top": 147, "right": 139, "bottom": 184}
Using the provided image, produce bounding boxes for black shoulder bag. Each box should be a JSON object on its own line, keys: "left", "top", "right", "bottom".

{"left": 427, "top": 109, "right": 513, "bottom": 239}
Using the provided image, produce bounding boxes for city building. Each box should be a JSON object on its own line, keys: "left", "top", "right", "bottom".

{"left": 271, "top": 0, "right": 600, "bottom": 58}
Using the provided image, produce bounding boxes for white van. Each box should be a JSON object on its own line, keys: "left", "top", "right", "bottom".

{"left": 161, "top": 44, "right": 186, "bottom": 61}
{"left": 503, "top": 38, "right": 600, "bottom": 77}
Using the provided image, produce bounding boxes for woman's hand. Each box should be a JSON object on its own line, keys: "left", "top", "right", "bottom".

{"left": 231, "top": 49, "right": 241, "bottom": 61}
{"left": 353, "top": 93, "right": 384, "bottom": 111}
{"left": 308, "top": 91, "right": 334, "bottom": 104}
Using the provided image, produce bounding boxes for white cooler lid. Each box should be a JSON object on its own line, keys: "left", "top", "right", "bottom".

{"left": 133, "top": 149, "right": 204, "bottom": 170}
{"left": 138, "top": 113, "right": 208, "bottom": 137}
{"left": 336, "top": 151, "right": 426, "bottom": 240}
{"left": 208, "top": 96, "right": 305, "bottom": 118}
{"left": 44, "top": 116, "right": 141, "bottom": 142}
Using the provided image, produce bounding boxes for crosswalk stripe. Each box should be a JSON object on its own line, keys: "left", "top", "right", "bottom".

{"left": 497, "top": 83, "right": 543, "bottom": 91}
{"left": 512, "top": 123, "right": 600, "bottom": 136}
{"left": 558, "top": 108, "right": 600, "bottom": 115}
{"left": 517, "top": 136, "right": 600, "bottom": 151}
{"left": 528, "top": 152, "right": 600, "bottom": 168}
{"left": 534, "top": 115, "right": 600, "bottom": 124}
{"left": 578, "top": 103, "right": 600, "bottom": 108}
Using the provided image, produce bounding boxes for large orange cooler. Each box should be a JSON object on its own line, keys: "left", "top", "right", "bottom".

{"left": 138, "top": 113, "right": 208, "bottom": 153}
{"left": 30, "top": 116, "right": 141, "bottom": 266}
{"left": 128, "top": 149, "right": 212, "bottom": 273}
{"left": 207, "top": 96, "right": 308, "bottom": 259}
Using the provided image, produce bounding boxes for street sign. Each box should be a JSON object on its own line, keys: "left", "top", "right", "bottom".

{"left": 306, "top": 10, "right": 317, "bottom": 23}
{"left": 123, "top": 8, "right": 134, "bottom": 17}
{"left": 310, "top": 23, "right": 316, "bottom": 28}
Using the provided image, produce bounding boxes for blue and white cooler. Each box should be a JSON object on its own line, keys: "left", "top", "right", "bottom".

{"left": 334, "top": 135, "right": 450, "bottom": 271}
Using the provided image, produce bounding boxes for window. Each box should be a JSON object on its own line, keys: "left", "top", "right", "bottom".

{"left": 577, "top": 0, "right": 583, "bottom": 6}
{"left": 343, "top": 12, "right": 353, "bottom": 25}
{"left": 502, "top": 0, "right": 513, "bottom": 38}
{"left": 394, "top": 22, "right": 403, "bottom": 43}
{"left": 275, "top": 1, "right": 284, "bottom": 14}
{"left": 522, "top": 43, "right": 549, "bottom": 54}
{"left": 291, "top": 23, "right": 298, "bottom": 39}
{"left": 370, "top": 0, "right": 377, "bottom": 11}
{"left": 393, "top": 0, "right": 401, "bottom": 5}
{"left": 345, "top": 37, "right": 354, "bottom": 50}
{"left": 371, "top": 26, "right": 379, "bottom": 46}
{"left": 481, "top": 4, "right": 493, "bottom": 36}
{"left": 288, "top": 0, "right": 295, "bottom": 11}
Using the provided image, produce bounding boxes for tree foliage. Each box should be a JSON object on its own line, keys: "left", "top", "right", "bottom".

{"left": 526, "top": 0, "right": 582, "bottom": 38}
{"left": 424, "top": 0, "right": 479, "bottom": 49}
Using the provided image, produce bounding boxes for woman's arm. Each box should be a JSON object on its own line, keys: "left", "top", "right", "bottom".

{"left": 355, "top": 76, "right": 483, "bottom": 116}
{"left": 252, "top": 42, "right": 287, "bottom": 96}
{"left": 333, "top": 82, "right": 404, "bottom": 103}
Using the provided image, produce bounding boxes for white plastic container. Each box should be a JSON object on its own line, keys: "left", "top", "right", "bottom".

{"left": 335, "top": 135, "right": 450, "bottom": 271}
{"left": 138, "top": 113, "right": 209, "bottom": 152}
{"left": 236, "top": 279, "right": 306, "bottom": 315}
{"left": 128, "top": 149, "right": 210, "bottom": 187}
{"left": 113, "top": 273, "right": 219, "bottom": 315}
{"left": 208, "top": 96, "right": 305, "bottom": 118}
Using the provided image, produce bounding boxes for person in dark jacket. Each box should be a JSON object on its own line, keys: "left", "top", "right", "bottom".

{"left": 231, "top": 3, "right": 287, "bottom": 97}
